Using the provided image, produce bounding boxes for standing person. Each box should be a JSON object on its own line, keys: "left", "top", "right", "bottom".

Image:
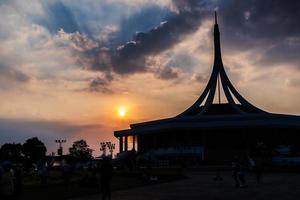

{"left": 238, "top": 159, "right": 247, "bottom": 188}
{"left": 0, "top": 164, "right": 3, "bottom": 199}
{"left": 213, "top": 169, "right": 223, "bottom": 181}
{"left": 254, "top": 157, "right": 263, "bottom": 183}
{"left": 62, "top": 160, "right": 72, "bottom": 188}
{"left": 248, "top": 157, "right": 255, "bottom": 170}
{"left": 0, "top": 164, "right": 14, "bottom": 199}
{"left": 13, "top": 165, "right": 23, "bottom": 199}
{"left": 0, "top": 165, "right": 3, "bottom": 178}
{"left": 232, "top": 157, "right": 241, "bottom": 188}
{"left": 37, "top": 162, "right": 47, "bottom": 186}
{"left": 100, "top": 157, "right": 113, "bottom": 200}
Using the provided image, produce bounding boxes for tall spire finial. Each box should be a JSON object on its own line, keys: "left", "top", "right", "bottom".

{"left": 178, "top": 10, "right": 267, "bottom": 117}
{"left": 215, "top": 11, "right": 218, "bottom": 24}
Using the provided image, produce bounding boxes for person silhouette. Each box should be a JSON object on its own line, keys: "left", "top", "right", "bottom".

{"left": 254, "top": 157, "right": 263, "bottom": 183}
{"left": 100, "top": 157, "right": 113, "bottom": 200}
{"left": 231, "top": 156, "right": 241, "bottom": 188}
{"left": 62, "top": 159, "right": 72, "bottom": 188}
{"left": 37, "top": 161, "right": 47, "bottom": 186}
{"left": 13, "top": 164, "right": 23, "bottom": 199}
{"left": 0, "top": 163, "right": 14, "bottom": 199}
{"left": 238, "top": 159, "right": 247, "bottom": 188}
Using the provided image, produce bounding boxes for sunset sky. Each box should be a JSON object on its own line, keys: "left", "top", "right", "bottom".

{"left": 1, "top": 0, "right": 300, "bottom": 155}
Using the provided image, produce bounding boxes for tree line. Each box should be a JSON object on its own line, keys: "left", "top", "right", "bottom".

{"left": 0, "top": 137, "right": 94, "bottom": 164}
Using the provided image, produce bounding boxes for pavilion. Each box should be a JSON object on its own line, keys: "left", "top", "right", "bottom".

{"left": 114, "top": 13, "right": 300, "bottom": 164}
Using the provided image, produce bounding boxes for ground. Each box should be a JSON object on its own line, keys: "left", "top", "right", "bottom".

{"left": 73, "top": 171, "right": 300, "bottom": 200}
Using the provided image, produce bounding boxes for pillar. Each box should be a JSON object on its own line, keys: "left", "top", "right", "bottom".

{"left": 124, "top": 136, "right": 128, "bottom": 152}
{"left": 132, "top": 135, "right": 135, "bottom": 151}
{"left": 119, "top": 136, "right": 123, "bottom": 153}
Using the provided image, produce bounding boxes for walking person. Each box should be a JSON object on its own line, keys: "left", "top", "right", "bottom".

{"left": 213, "top": 169, "right": 223, "bottom": 181}
{"left": 238, "top": 159, "right": 247, "bottom": 188}
{"left": 13, "top": 165, "right": 23, "bottom": 199}
{"left": 37, "top": 162, "right": 47, "bottom": 186}
{"left": 232, "top": 157, "right": 241, "bottom": 188}
{"left": 0, "top": 163, "right": 14, "bottom": 200}
{"left": 100, "top": 157, "right": 113, "bottom": 200}
{"left": 62, "top": 160, "right": 72, "bottom": 188}
{"left": 254, "top": 157, "right": 263, "bottom": 183}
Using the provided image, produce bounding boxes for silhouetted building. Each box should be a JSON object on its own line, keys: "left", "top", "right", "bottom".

{"left": 114, "top": 13, "right": 300, "bottom": 164}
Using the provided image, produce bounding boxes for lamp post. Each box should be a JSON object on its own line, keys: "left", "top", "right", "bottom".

{"left": 55, "top": 139, "right": 66, "bottom": 156}
{"left": 106, "top": 142, "right": 115, "bottom": 158}
{"left": 100, "top": 142, "right": 115, "bottom": 158}
{"left": 100, "top": 142, "right": 107, "bottom": 157}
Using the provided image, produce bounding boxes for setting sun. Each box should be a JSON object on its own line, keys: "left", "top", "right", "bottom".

{"left": 118, "top": 106, "right": 127, "bottom": 118}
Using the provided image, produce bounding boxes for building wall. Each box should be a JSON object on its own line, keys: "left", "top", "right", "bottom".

{"left": 136, "top": 127, "right": 300, "bottom": 164}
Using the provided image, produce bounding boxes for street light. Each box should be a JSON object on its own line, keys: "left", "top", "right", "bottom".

{"left": 100, "top": 142, "right": 107, "bottom": 156}
{"left": 100, "top": 142, "right": 115, "bottom": 158}
{"left": 55, "top": 139, "right": 66, "bottom": 156}
{"left": 106, "top": 142, "right": 115, "bottom": 158}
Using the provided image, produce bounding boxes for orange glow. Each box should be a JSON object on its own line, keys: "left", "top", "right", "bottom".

{"left": 117, "top": 106, "right": 127, "bottom": 118}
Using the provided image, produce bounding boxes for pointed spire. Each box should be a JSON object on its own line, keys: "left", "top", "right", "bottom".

{"left": 213, "top": 11, "right": 221, "bottom": 66}
{"left": 177, "top": 11, "right": 266, "bottom": 117}
{"left": 215, "top": 11, "right": 218, "bottom": 24}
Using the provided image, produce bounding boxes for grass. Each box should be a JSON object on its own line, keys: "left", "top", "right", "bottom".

{"left": 18, "top": 168, "right": 184, "bottom": 200}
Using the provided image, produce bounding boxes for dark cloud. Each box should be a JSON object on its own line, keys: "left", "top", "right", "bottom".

{"left": 88, "top": 74, "right": 114, "bottom": 94}
{"left": 64, "top": 0, "right": 209, "bottom": 78}
{"left": 258, "top": 40, "right": 300, "bottom": 67}
{"left": 115, "top": 5, "right": 174, "bottom": 45}
{"left": 63, "top": 32, "right": 111, "bottom": 72}
{"left": 220, "top": 0, "right": 300, "bottom": 40}
{"left": 216, "top": 0, "right": 300, "bottom": 68}
{"left": 0, "top": 117, "right": 103, "bottom": 153}
{"left": 0, "top": 63, "right": 30, "bottom": 90}
{"left": 114, "top": 0, "right": 208, "bottom": 74}
{"left": 156, "top": 67, "right": 179, "bottom": 80}
{"left": 0, "top": 118, "right": 79, "bottom": 140}
{"left": 0, "top": 66, "right": 30, "bottom": 83}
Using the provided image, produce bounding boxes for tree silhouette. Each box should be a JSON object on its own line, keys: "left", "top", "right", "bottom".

{"left": 69, "top": 139, "right": 93, "bottom": 162}
{"left": 0, "top": 143, "right": 23, "bottom": 162}
{"left": 22, "top": 137, "right": 47, "bottom": 162}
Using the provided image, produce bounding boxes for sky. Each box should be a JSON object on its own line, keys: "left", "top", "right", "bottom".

{"left": 1, "top": 0, "right": 300, "bottom": 156}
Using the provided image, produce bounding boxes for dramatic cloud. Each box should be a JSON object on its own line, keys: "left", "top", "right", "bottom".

{"left": 58, "top": 0, "right": 209, "bottom": 78}
{"left": 54, "top": 0, "right": 300, "bottom": 78}
{"left": 115, "top": 5, "right": 174, "bottom": 45}
{"left": 111, "top": 0, "right": 209, "bottom": 74}
{"left": 49, "top": 0, "right": 300, "bottom": 93}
